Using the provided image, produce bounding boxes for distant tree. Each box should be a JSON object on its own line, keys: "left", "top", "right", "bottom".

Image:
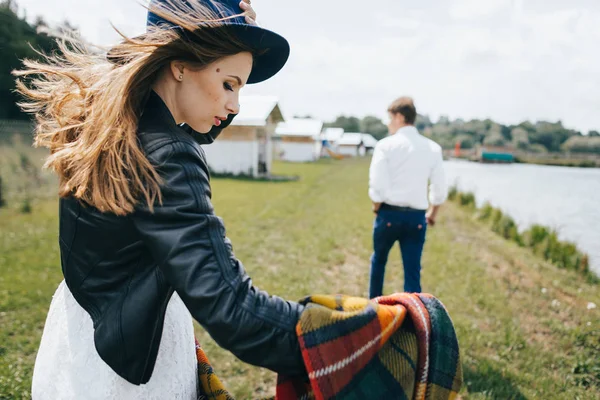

{"left": 529, "top": 121, "right": 577, "bottom": 152}
{"left": 415, "top": 114, "right": 433, "bottom": 131}
{"left": 437, "top": 115, "right": 450, "bottom": 125}
{"left": 588, "top": 130, "right": 600, "bottom": 137}
{"left": 323, "top": 113, "right": 583, "bottom": 153}
{"left": 459, "top": 119, "right": 487, "bottom": 143}
{"left": 0, "top": 0, "right": 60, "bottom": 119}
{"left": 500, "top": 124, "right": 512, "bottom": 141}
{"left": 454, "top": 134, "right": 476, "bottom": 149}
{"left": 324, "top": 115, "right": 361, "bottom": 133}
{"left": 487, "top": 123, "right": 503, "bottom": 137}
{"left": 518, "top": 121, "right": 536, "bottom": 133}
{"left": 431, "top": 124, "right": 453, "bottom": 136}
{"left": 511, "top": 127, "right": 530, "bottom": 150}
{"left": 561, "top": 136, "right": 600, "bottom": 154}
{"left": 33, "top": 15, "right": 48, "bottom": 29}
{"left": 360, "top": 116, "right": 388, "bottom": 140}
{"left": 1, "top": 0, "right": 18, "bottom": 13}
{"left": 483, "top": 132, "right": 506, "bottom": 147}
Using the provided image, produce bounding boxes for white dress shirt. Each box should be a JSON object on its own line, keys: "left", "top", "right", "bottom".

{"left": 369, "top": 126, "right": 447, "bottom": 210}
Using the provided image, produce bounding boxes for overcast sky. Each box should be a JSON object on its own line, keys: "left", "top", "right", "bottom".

{"left": 13, "top": 0, "right": 600, "bottom": 132}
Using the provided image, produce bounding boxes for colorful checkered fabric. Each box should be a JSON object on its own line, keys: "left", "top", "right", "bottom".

{"left": 275, "top": 293, "right": 462, "bottom": 400}
{"left": 196, "top": 339, "right": 235, "bottom": 400}
{"left": 196, "top": 293, "right": 462, "bottom": 400}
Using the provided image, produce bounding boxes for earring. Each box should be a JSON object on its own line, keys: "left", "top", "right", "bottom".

{"left": 179, "top": 74, "right": 183, "bottom": 81}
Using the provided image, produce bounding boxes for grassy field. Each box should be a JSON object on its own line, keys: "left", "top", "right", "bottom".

{"left": 0, "top": 136, "right": 57, "bottom": 211}
{"left": 0, "top": 157, "right": 599, "bottom": 399}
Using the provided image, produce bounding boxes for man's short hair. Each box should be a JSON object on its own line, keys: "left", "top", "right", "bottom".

{"left": 388, "top": 97, "right": 417, "bottom": 125}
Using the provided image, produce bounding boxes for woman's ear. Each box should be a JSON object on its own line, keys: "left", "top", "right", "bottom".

{"left": 170, "top": 61, "right": 185, "bottom": 82}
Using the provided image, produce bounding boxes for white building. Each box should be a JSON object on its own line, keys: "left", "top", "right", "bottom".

{"left": 321, "top": 128, "right": 344, "bottom": 148}
{"left": 274, "top": 118, "right": 323, "bottom": 162}
{"left": 337, "top": 132, "right": 379, "bottom": 156}
{"left": 203, "top": 96, "right": 283, "bottom": 177}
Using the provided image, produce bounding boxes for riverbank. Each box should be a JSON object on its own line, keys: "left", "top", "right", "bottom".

{"left": 515, "top": 155, "right": 600, "bottom": 168}
{"left": 1, "top": 158, "right": 598, "bottom": 399}
{"left": 448, "top": 187, "right": 595, "bottom": 282}
{"left": 445, "top": 154, "right": 600, "bottom": 169}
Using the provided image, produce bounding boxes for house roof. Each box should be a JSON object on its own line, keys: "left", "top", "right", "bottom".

{"left": 231, "top": 96, "right": 284, "bottom": 126}
{"left": 275, "top": 118, "right": 324, "bottom": 138}
{"left": 338, "top": 132, "right": 379, "bottom": 147}
{"left": 361, "top": 133, "right": 379, "bottom": 148}
{"left": 322, "top": 127, "right": 344, "bottom": 142}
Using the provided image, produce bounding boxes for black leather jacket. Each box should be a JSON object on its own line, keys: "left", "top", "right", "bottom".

{"left": 59, "top": 91, "right": 305, "bottom": 385}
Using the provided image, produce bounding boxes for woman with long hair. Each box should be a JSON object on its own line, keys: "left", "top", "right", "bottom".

{"left": 16, "top": 0, "right": 306, "bottom": 398}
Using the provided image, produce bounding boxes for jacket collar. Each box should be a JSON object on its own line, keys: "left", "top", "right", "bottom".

{"left": 139, "top": 91, "right": 236, "bottom": 145}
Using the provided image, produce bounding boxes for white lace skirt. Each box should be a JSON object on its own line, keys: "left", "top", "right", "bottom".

{"left": 31, "top": 281, "right": 198, "bottom": 400}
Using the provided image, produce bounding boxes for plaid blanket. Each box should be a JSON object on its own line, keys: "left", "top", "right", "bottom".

{"left": 196, "top": 293, "right": 462, "bottom": 400}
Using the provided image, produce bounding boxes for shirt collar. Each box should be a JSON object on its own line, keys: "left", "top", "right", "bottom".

{"left": 394, "top": 125, "right": 419, "bottom": 136}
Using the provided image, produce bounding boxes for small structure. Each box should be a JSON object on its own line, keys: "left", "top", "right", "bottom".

{"left": 321, "top": 127, "right": 344, "bottom": 148}
{"left": 203, "top": 96, "right": 283, "bottom": 177}
{"left": 319, "top": 127, "right": 344, "bottom": 158}
{"left": 337, "top": 132, "right": 379, "bottom": 156}
{"left": 478, "top": 145, "right": 514, "bottom": 163}
{"left": 274, "top": 118, "right": 323, "bottom": 162}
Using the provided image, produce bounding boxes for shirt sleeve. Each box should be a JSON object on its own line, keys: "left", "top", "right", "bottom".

{"left": 428, "top": 150, "right": 448, "bottom": 206}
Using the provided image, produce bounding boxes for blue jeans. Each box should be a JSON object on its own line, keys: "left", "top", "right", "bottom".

{"left": 369, "top": 209, "right": 427, "bottom": 298}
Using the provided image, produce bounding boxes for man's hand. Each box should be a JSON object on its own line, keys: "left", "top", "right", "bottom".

{"left": 426, "top": 211, "right": 436, "bottom": 226}
{"left": 240, "top": 0, "right": 258, "bottom": 25}
{"left": 426, "top": 205, "right": 441, "bottom": 227}
{"left": 372, "top": 202, "right": 382, "bottom": 214}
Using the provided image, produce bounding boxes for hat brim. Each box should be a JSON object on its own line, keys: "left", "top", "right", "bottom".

{"left": 106, "top": 24, "right": 289, "bottom": 85}
{"left": 218, "top": 24, "right": 289, "bottom": 84}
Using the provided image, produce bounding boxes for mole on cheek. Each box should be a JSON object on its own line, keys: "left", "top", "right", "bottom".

{"left": 216, "top": 68, "right": 221, "bottom": 73}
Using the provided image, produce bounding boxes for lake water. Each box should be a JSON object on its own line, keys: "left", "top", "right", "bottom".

{"left": 444, "top": 160, "right": 600, "bottom": 275}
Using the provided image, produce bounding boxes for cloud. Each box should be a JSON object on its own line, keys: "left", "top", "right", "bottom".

{"left": 448, "top": 0, "right": 512, "bottom": 21}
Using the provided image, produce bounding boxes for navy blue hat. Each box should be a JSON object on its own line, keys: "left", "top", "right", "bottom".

{"left": 143, "top": 0, "right": 290, "bottom": 84}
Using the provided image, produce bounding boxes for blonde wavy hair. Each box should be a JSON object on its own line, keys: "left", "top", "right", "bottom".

{"left": 13, "top": 0, "right": 256, "bottom": 215}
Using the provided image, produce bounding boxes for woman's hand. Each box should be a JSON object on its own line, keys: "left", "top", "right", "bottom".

{"left": 240, "top": 0, "right": 258, "bottom": 25}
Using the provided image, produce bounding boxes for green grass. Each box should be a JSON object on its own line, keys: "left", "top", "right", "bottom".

{"left": 0, "top": 137, "right": 57, "bottom": 213}
{"left": 1, "top": 157, "right": 599, "bottom": 399}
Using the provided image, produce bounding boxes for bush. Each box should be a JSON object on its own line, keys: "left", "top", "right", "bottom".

{"left": 489, "top": 207, "right": 503, "bottom": 223}
{"left": 522, "top": 225, "right": 550, "bottom": 248}
{"left": 448, "top": 185, "right": 458, "bottom": 201}
{"left": 457, "top": 191, "right": 476, "bottom": 209}
{"left": 452, "top": 189, "right": 592, "bottom": 279}
{"left": 20, "top": 198, "right": 32, "bottom": 214}
{"left": 476, "top": 202, "right": 494, "bottom": 222}
{"left": 525, "top": 230, "right": 589, "bottom": 273}
{"left": 532, "top": 230, "right": 560, "bottom": 261}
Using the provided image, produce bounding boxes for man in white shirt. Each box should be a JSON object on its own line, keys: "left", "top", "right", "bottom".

{"left": 368, "top": 97, "right": 447, "bottom": 297}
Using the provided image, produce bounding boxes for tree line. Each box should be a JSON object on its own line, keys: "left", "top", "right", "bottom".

{"left": 322, "top": 114, "right": 599, "bottom": 154}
